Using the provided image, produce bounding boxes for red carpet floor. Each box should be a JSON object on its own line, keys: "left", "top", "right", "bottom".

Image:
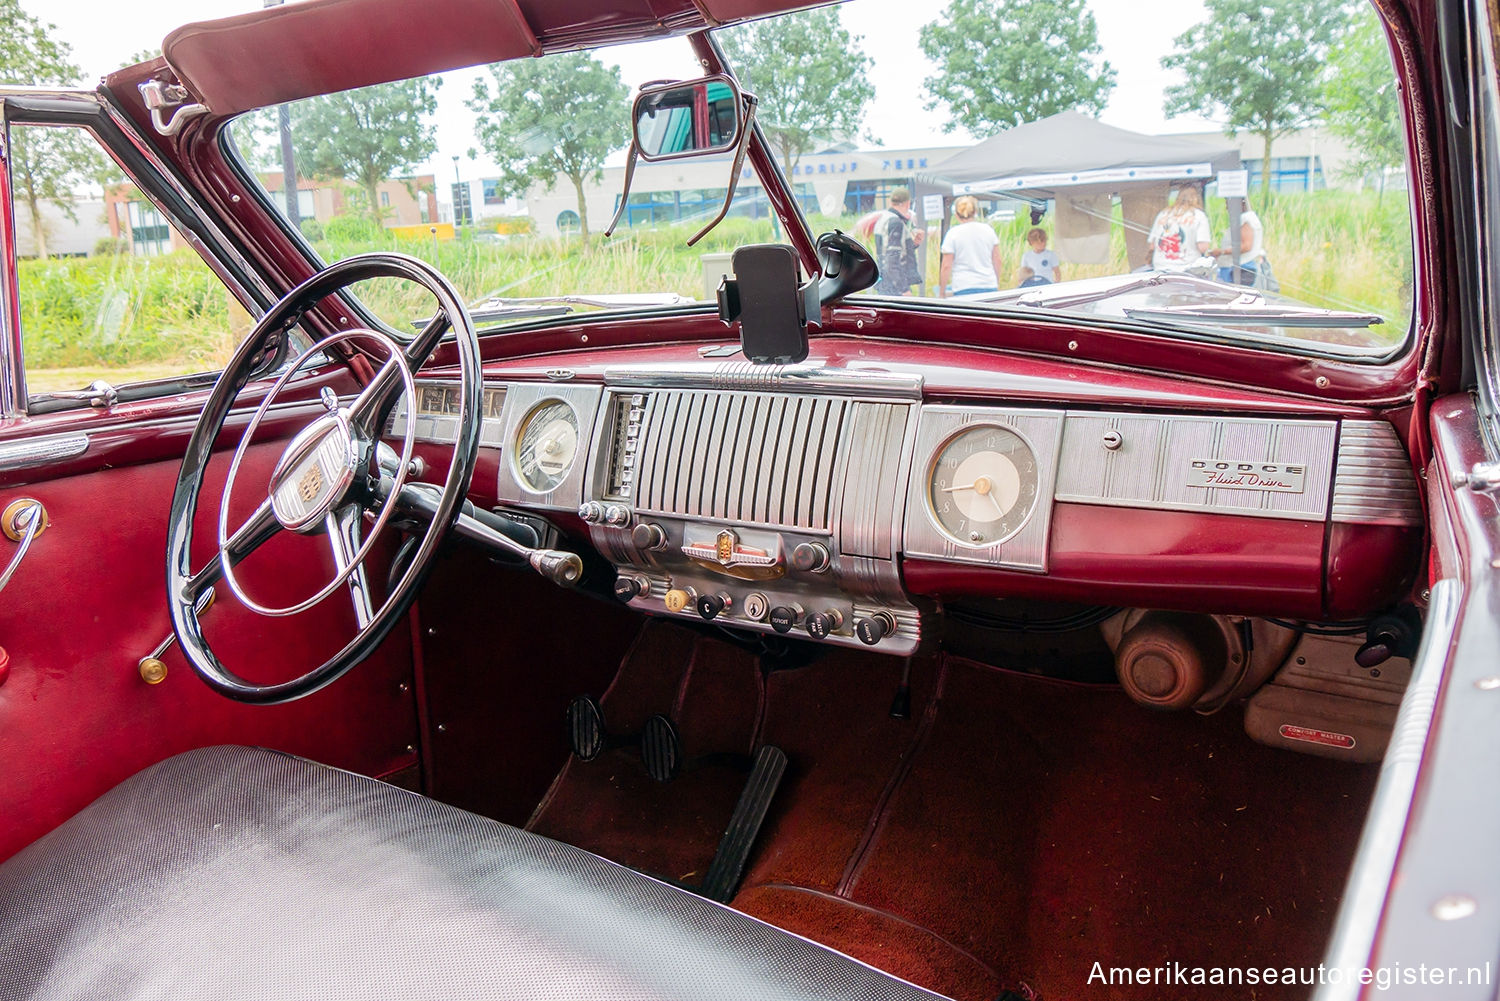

{"left": 527, "top": 623, "right": 1376, "bottom": 1001}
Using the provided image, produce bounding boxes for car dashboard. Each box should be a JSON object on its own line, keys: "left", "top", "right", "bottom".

{"left": 388, "top": 338, "right": 1423, "bottom": 659}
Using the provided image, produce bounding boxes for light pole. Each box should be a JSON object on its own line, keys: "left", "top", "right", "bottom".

{"left": 451, "top": 155, "right": 467, "bottom": 227}
{"left": 264, "top": 0, "right": 299, "bottom": 228}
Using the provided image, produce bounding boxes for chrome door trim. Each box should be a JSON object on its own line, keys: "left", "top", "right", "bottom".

{"left": 1313, "top": 576, "right": 1461, "bottom": 999}
{"left": 0, "top": 433, "right": 89, "bottom": 472}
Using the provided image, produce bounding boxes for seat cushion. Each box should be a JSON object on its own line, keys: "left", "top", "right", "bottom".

{"left": 0, "top": 746, "right": 947, "bottom": 1001}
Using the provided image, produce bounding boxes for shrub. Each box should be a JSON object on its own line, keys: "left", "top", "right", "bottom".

{"left": 323, "top": 213, "right": 385, "bottom": 243}
{"left": 298, "top": 218, "right": 325, "bottom": 242}
{"left": 93, "top": 237, "right": 129, "bottom": 256}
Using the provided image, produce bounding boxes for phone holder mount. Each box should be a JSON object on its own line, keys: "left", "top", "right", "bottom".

{"left": 717, "top": 244, "right": 819, "bottom": 365}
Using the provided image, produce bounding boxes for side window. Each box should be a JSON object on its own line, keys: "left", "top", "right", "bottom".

{"left": 11, "top": 123, "right": 254, "bottom": 400}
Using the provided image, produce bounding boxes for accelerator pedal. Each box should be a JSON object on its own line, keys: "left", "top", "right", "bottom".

{"left": 700, "top": 744, "right": 789, "bottom": 903}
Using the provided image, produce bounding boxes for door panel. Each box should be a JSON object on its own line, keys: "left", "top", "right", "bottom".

{"left": 0, "top": 436, "right": 419, "bottom": 863}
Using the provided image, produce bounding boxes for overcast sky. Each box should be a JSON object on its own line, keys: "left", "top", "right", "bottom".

{"left": 29, "top": 0, "right": 1221, "bottom": 188}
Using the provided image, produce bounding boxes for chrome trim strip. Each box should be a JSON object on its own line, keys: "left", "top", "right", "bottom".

{"left": 604, "top": 362, "right": 924, "bottom": 398}
{"left": 0, "top": 102, "right": 20, "bottom": 418}
{"left": 1313, "top": 577, "right": 1460, "bottom": 1000}
{"left": 0, "top": 432, "right": 89, "bottom": 471}
{"left": 1332, "top": 420, "right": 1424, "bottom": 524}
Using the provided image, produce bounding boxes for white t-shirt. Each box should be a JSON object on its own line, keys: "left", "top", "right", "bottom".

{"left": 940, "top": 221, "right": 1000, "bottom": 291}
{"left": 1241, "top": 210, "right": 1265, "bottom": 263}
{"left": 1148, "top": 208, "right": 1212, "bottom": 271}
{"left": 1021, "top": 247, "right": 1060, "bottom": 282}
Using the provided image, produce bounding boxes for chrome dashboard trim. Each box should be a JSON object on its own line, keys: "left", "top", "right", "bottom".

{"left": 1332, "top": 420, "right": 1424, "bottom": 525}
{"left": 0, "top": 432, "right": 89, "bottom": 471}
{"left": 903, "top": 405, "right": 1067, "bottom": 572}
{"left": 494, "top": 382, "right": 602, "bottom": 513}
{"left": 1053, "top": 411, "right": 1338, "bottom": 521}
{"left": 625, "top": 388, "right": 855, "bottom": 531}
{"left": 835, "top": 401, "right": 914, "bottom": 560}
{"left": 387, "top": 379, "right": 507, "bottom": 448}
{"left": 603, "top": 361, "right": 924, "bottom": 398}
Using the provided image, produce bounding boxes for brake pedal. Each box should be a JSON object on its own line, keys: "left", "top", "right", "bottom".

{"left": 700, "top": 744, "right": 788, "bottom": 902}
{"left": 641, "top": 714, "right": 683, "bottom": 783}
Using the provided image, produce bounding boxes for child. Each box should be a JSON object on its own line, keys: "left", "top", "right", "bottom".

{"left": 1018, "top": 227, "right": 1061, "bottom": 287}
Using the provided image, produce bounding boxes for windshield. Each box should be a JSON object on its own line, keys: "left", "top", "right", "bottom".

{"left": 226, "top": 0, "right": 1413, "bottom": 358}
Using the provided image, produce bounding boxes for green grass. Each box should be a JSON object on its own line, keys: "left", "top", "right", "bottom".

{"left": 18, "top": 192, "right": 1414, "bottom": 388}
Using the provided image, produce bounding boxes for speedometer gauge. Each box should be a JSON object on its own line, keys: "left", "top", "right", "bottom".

{"left": 515, "top": 400, "right": 579, "bottom": 493}
{"left": 927, "top": 425, "right": 1039, "bottom": 546}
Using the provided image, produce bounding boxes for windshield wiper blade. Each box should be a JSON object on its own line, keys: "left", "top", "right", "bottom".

{"left": 1122, "top": 299, "right": 1384, "bottom": 329}
{"left": 414, "top": 292, "right": 697, "bottom": 329}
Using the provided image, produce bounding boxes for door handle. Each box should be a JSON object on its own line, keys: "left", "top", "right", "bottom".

{"left": 0, "top": 498, "right": 46, "bottom": 595}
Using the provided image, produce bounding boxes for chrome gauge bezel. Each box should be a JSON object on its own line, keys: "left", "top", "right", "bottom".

{"left": 513, "top": 398, "right": 581, "bottom": 494}
{"left": 924, "top": 422, "right": 1041, "bottom": 548}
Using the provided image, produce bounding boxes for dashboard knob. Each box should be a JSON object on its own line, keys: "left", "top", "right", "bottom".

{"left": 614, "top": 575, "right": 648, "bottom": 602}
{"left": 855, "top": 611, "right": 897, "bottom": 646}
{"left": 577, "top": 501, "right": 604, "bottom": 523}
{"left": 631, "top": 522, "right": 669, "bottom": 551}
{"left": 790, "top": 541, "right": 831, "bottom": 573}
{"left": 603, "top": 504, "right": 632, "bottom": 527}
{"left": 768, "top": 604, "right": 803, "bottom": 634}
{"left": 664, "top": 587, "right": 696, "bottom": 613}
{"left": 806, "top": 609, "right": 844, "bottom": 640}
{"left": 696, "top": 592, "right": 732, "bottom": 621}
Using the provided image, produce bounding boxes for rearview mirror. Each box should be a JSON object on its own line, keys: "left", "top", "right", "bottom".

{"left": 633, "top": 76, "right": 743, "bottom": 161}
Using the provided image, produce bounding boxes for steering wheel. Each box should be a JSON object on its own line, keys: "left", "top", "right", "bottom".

{"left": 166, "top": 253, "right": 481, "bottom": 705}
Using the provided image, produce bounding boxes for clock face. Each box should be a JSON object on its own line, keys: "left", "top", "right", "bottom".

{"left": 927, "top": 425, "right": 1039, "bottom": 546}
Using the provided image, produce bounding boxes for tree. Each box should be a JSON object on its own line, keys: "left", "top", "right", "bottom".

{"left": 1323, "top": 6, "right": 1405, "bottom": 197}
{"left": 291, "top": 79, "right": 440, "bottom": 220}
{"left": 467, "top": 53, "right": 628, "bottom": 240}
{"left": 1161, "top": 0, "right": 1349, "bottom": 197}
{"left": 0, "top": 0, "right": 108, "bottom": 258}
{"left": 919, "top": 0, "right": 1115, "bottom": 135}
{"left": 716, "top": 9, "right": 875, "bottom": 178}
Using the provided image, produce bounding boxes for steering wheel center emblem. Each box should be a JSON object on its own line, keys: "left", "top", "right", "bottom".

{"left": 268, "top": 413, "right": 360, "bottom": 531}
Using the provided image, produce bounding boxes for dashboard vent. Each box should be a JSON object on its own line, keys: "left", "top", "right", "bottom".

{"left": 632, "top": 390, "right": 850, "bottom": 529}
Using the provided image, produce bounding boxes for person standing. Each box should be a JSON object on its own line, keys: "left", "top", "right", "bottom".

{"left": 1017, "top": 226, "right": 1062, "bottom": 286}
{"left": 1213, "top": 202, "right": 1271, "bottom": 288}
{"left": 876, "top": 187, "right": 925, "bottom": 295}
{"left": 939, "top": 195, "right": 1003, "bottom": 296}
{"left": 1146, "top": 185, "right": 1212, "bottom": 272}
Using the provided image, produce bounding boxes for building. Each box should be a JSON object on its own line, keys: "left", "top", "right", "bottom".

{"left": 15, "top": 198, "right": 109, "bottom": 259}
{"left": 257, "top": 172, "right": 439, "bottom": 231}
{"left": 500, "top": 123, "right": 1403, "bottom": 239}
{"left": 1167, "top": 126, "right": 1406, "bottom": 195}
{"left": 510, "top": 145, "right": 966, "bottom": 238}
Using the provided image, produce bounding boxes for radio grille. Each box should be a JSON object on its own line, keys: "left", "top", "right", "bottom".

{"left": 632, "top": 390, "right": 851, "bottom": 529}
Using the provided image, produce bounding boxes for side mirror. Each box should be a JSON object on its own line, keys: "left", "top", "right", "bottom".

{"left": 633, "top": 76, "right": 743, "bottom": 161}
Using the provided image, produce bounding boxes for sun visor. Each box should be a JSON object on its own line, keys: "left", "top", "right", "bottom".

{"left": 161, "top": 0, "right": 540, "bottom": 116}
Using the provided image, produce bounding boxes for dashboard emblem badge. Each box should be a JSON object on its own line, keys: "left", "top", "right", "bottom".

{"left": 716, "top": 529, "right": 736, "bottom": 565}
